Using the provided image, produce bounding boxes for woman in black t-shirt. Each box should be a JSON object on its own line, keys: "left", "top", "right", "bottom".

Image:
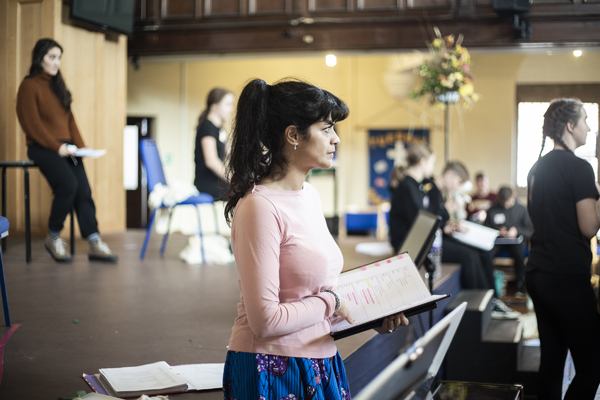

{"left": 194, "top": 88, "right": 235, "bottom": 200}
{"left": 527, "top": 98, "right": 600, "bottom": 400}
{"left": 389, "top": 144, "right": 439, "bottom": 252}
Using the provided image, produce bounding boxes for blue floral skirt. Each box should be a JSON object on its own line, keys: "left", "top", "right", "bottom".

{"left": 223, "top": 350, "right": 352, "bottom": 400}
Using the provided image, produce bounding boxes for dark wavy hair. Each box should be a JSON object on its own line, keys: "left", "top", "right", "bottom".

{"left": 197, "top": 87, "right": 233, "bottom": 127}
{"left": 539, "top": 98, "right": 583, "bottom": 158}
{"left": 224, "top": 78, "right": 349, "bottom": 224}
{"left": 27, "top": 38, "right": 72, "bottom": 112}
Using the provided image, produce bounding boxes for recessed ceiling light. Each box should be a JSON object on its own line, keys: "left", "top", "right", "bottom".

{"left": 573, "top": 50, "right": 583, "bottom": 57}
{"left": 326, "top": 54, "right": 337, "bottom": 67}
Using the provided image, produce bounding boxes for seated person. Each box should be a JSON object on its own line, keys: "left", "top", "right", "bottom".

{"left": 434, "top": 162, "right": 520, "bottom": 319}
{"left": 467, "top": 172, "right": 498, "bottom": 223}
{"left": 484, "top": 186, "right": 531, "bottom": 297}
{"left": 389, "top": 148, "right": 519, "bottom": 319}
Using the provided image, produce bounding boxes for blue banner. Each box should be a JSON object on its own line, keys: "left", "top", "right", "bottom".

{"left": 368, "top": 129, "right": 430, "bottom": 205}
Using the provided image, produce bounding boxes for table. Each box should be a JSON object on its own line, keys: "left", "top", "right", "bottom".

{"left": 0, "top": 161, "right": 75, "bottom": 263}
{"left": 1, "top": 161, "right": 35, "bottom": 263}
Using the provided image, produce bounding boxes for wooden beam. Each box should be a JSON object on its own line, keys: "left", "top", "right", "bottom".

{"left": 128, "top": 16, "right": 600, "bottom": 56}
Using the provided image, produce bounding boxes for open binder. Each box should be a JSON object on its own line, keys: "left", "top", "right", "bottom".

{"left": 331, "top": 253, "right": 450, "bottom": 340}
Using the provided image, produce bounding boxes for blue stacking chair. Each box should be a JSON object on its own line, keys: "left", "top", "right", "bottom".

{"left": 0, "top": 217, "right": 11, "bottom": 326}
{"left": 139, "top": 138, "right": 219, "bottom": 263}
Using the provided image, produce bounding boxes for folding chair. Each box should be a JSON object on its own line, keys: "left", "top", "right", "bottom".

{"left": 139, "top": 138, "right": 219, "bottom": 263}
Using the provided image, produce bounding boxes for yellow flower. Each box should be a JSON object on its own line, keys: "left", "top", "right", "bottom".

{"left": 444, "top": 35, "right": 455, "bottom": 47}
{"left": 459, "top": 83, "right": 474, "bottom": 97}
{"left": 451, "top": 72, "right": 463, "bottom": 82}
{"left": 432, "top": 38, "right": 442, "bottom": 48}
{"left": 471, "top": 93, "right": 480, "bottom": 102}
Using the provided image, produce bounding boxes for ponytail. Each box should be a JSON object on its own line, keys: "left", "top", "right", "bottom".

{"left": 225, "top": 80, "right": 272, "bottom": 224}
{"left": 225, "top": 78, "right": 349, "bottom": 224}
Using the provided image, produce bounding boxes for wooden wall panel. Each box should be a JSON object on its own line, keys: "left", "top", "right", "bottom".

{"left": 162, "top": 0, "right": 197, "bottom": 19}
{"left": 15, "top": 1, "right": 54, "bottom": 235}
{"left": 252, "top": 0, "right": 288, "bottom": 14}
{"left": 407, "top": 0, "right": 449, "bottom": 8}
{"left": 1, "top": 0, "right": 127, "bottom": 239}
{"left": 531, "top": 0, "right": 572, "bottom": 3}
{"left": 144, "top": 0, "right": 159, "bottom": 21}
{"left": 359, "top": 0, "right": 401, "bottom": 9}
{"left": 206, "top": 0, "right": 242, "bottom": 16}
{"left": 310, "top": 0, "right": 351, "bottom": 11}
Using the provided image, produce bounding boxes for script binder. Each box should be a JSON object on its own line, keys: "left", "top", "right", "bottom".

{"left": 83, "top": 361, "right": 224, "bottom": 398}
{"left": 330, "top": 253, "right": 450, "bottom": 340}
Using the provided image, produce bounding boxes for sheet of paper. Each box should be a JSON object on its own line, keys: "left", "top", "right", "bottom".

{"left": 452, "top": 220, "right": 499, "bottom": 251}
{"left": 66, "top": 145, "right": 107, "bottom": 158}
{"left": 331, "top": 254, "right": 435, "bottom": 333}
{"left": 100, "top": 361, "right": 188, "bottom": 393}
{"left": 172, "top": 363, "right": 225, "bottom": 390}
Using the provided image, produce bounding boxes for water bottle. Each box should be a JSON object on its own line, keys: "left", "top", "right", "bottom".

{"left": 429, "top": 229, "right": 443, "bottom": 279}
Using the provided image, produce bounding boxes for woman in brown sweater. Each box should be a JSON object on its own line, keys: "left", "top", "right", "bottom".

{"left": 16, "top": 38, "right": 117, "bottom": 263}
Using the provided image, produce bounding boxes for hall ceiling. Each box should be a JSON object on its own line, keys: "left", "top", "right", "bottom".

{"left": 128, "top": 0, "right": 600, "bottom": 56}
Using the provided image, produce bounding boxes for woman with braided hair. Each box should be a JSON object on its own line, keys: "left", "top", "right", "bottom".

{"left": 527, "top": 98, "right": 600, "bottom": 399}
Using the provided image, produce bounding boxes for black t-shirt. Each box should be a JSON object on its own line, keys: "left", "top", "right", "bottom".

{"left": 389, "top": 176, "right": 449, "bottom": 253}
{"left": 194, "top": 119, "right": 226, "bottom": 199}
{"left": 527, "top": 150, "right": 599, "bottom": 275}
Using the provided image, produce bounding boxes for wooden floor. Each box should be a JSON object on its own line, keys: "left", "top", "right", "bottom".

{"left": 0, "top": 231, "right": 397, "bottom": 400}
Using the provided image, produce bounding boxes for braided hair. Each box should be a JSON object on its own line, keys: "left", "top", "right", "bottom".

{"left": 224, "top": 78, "right": 349, "bottom": 224}
{"left": 539, "top": 98, "right": 584, "bottom": 158}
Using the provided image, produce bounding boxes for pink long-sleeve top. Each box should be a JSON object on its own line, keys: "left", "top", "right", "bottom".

{"left": 228, "top": 182, "right": 343, "bottom": 359}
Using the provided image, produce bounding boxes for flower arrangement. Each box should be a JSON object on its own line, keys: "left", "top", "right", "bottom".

{"left": 409, "top": 28, "right": 479, "bottom": 106}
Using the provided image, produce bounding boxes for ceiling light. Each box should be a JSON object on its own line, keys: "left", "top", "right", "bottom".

{"left": 573, "top": 49, "right": 583, "bottom": 57}
{"left": 326, "top": 54, "right": 337, "bottom": 67}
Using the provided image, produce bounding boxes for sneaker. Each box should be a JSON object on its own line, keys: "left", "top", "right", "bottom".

{"left": 491, "top": 298, "right": 521, "bottom": 320}
{"left": 88, "top": 239, "right": 118, "bottom": 262}
{"left": 45, "top": 235, "right": 72, "bottom": 263}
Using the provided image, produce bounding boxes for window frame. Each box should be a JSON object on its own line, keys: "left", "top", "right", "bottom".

{"left": 515, "top": 84, "right": 600, "bottom": 196}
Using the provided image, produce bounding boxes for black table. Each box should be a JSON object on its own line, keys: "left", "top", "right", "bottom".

{"left": 0, "top": 160, "right": 74, "bottom": 263}
{"left": 1, "top": 161, "right": 35, "bottom": 263}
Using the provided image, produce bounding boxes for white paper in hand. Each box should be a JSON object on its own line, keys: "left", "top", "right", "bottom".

{"left": 66, "top": 145, "right": 107, "bottom": 158}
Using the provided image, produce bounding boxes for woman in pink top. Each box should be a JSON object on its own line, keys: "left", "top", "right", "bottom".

{"left": 222, "top": 78, "right": 409, "bottom": 400}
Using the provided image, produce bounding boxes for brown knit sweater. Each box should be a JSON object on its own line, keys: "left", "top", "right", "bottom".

{"left": 16, "top": 72, "right": 85, "bottom": 153}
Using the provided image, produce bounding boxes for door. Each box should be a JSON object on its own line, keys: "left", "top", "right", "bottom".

{"left": 125, "top": 117, "right": 154, "bottom": 228}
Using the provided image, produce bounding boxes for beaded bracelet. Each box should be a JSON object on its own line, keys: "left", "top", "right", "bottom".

{"left": 321, "top": 289, "right": 341, "bottom": 312}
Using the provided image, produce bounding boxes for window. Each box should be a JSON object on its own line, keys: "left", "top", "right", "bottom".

{"left": 516, "top": 102, "right": 599, "bottom": 187}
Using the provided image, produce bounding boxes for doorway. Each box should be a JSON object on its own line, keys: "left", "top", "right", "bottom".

{"left": 125, "top": 117, "right": 154, "bottom": 229}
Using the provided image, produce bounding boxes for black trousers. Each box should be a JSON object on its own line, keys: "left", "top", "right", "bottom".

{"left": 442, "top": 236, "right": 495, "bottom": 291}
{"left": 491, "top": 243, "right": 526, "bottom": 291}
{"left": 526, "top": 271, "right": 600, "bottom": 400}
{"left": 28, "top": 144, "right": 99, "bottom": 238}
